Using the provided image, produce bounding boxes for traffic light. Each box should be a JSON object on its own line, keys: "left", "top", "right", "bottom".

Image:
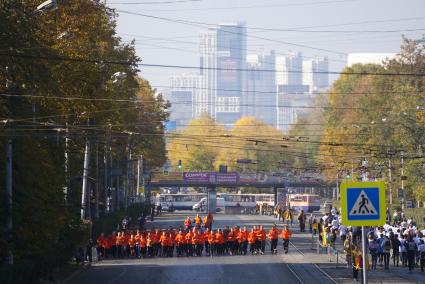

{"left": 178, "top": 160, "right": 182, "bottom": 170}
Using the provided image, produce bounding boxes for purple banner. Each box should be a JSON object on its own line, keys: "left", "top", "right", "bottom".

{"left": 183, "top": 172, "right": 239, "bottom": 184}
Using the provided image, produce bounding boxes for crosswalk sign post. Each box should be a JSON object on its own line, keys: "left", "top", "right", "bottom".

{"left": 341, "top": 181, "right": 386, "bottom": 284}
{"left": 341, "top": 181, "right": 386, "bottom": 226}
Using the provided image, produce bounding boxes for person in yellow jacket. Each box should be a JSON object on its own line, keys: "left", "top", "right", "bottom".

{"left": 352, "top": 245, "right": 370, "bottom": 281}
{"left": 195, "top": 214, "right": 202, "bottom": 228}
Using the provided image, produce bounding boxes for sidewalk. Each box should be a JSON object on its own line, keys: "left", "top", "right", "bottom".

{"left": 288, "top": 223, "right": 425, "bottom": 283}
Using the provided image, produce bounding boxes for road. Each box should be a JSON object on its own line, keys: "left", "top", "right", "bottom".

{"left": 68, "top": 212, "right": 337, "bottom": 284}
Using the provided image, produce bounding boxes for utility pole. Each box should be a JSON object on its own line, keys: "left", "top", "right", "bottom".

{"left": 64, "top": 122, "right": 69, "bottom": 204}
{"left": 6, "top": 139, "right": 13, "bottom": 264}
{"left": 137, "top": 155, "right": 143, "bottom": 202}
{"left": 104, "top": 142, "right": 109, "bottom": 213}
{"left": 94, "top": 142, "right": 99, "bottom": 219}
{"left": 388, "top": 158, "right": 392, "bottom": 205}
{"left": 81, "top": 140, "right": 90, "bottom": 220}
{"left": 401, "top": 151, "right": 405, "bottom": 209}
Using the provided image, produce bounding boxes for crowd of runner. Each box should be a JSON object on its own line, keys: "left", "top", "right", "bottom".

{"left": 95, "top": 213, "right": 293, "bottom": 260}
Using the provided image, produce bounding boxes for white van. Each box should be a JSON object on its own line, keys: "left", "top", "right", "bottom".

{"left": 192, "top": 197, "right": 225, "bottom": 212}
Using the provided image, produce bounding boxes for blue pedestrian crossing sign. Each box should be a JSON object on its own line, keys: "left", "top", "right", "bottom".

{"left": 341, "top": 182, "right": 386, "bottom": 226}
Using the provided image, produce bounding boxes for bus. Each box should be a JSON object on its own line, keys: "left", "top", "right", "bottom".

{"left": 286, "top": 194, "right": 321, "bottom": 213}
{"left": 192, "top": 193, "right": 275, "bottom": 211}
{"left": 155, "top": 193, "right": 206, "bottom": 211}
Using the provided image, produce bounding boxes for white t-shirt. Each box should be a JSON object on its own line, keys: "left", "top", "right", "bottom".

{"left": 339, "top": 225, "right": 347, "bottom": 236}
{"left": 399, "top": 239, "right": 407, "bottom": 252}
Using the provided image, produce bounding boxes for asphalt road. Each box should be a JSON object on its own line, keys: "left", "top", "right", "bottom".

{"left": 68, "top": 212, "right": 337, "bottom": 284}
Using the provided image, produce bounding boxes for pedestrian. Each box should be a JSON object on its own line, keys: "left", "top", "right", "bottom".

{"left": 369, "top": 238, "right": 378, "bottom": 270}
{"left": 391, "top": 233, "right": 401, "bottom": 267}
{"left": 343, "top": 235, "right": 353, "bottom": 268}
{"left": 381, "top": 235, "right": 391, "bottom": 269}
{"left": 406, "top": 235, "right": 417, "bottom": 271}
{"left": 298, "top": 210, "right": 306, "bottom": 232}
{"left": 400, "top": 234, "right": 408, "bottom": 267}
{"left": 86, "top": 239, "right": 94, "bottom": 263}
{"left": 268, "top": 224, "right": 280, "bottom": 254}
{"left": 282, "top": 225, "right": 293, "bottom": 254}
{"left": 352, "top": 245, "right": 361, "bottom": 282}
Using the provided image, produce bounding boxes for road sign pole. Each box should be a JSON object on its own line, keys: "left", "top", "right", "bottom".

{"left": 361, "top": 226, "right": 368, "bottom": 284}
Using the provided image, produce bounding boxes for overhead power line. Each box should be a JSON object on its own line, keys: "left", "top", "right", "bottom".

{"left": 3, "top": 52, "right": 425, "bottom": 77}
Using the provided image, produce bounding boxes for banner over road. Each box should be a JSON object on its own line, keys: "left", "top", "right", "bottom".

{"left": 183, "top": 172, "right": 239, "bottom": 184}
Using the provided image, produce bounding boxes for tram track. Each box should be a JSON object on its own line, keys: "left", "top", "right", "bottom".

{"left": 285, "top": 241, "right": 339, "bottom": 284}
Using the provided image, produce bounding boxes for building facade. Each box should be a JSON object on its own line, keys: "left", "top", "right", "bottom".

{"left": 245, "top": 50, "right": 276, "bottom": 126}
{"left": 215, "top": 23, "right": 247, "bottom": 126}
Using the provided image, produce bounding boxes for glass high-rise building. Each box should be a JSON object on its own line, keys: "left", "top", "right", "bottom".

{"left": 214, "top": 23, "right": 247, "bottom": 126}
{"left": 245, "top": 50, "right": 276, "bottom": 126}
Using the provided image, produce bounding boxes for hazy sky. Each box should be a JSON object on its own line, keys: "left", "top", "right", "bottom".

{"left": 106, "top": 0, "right": 425, "bottom": 91}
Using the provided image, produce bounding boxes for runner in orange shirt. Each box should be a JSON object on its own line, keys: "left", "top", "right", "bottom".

{"left": 208, "top": 229, "right": 216, "bottom": 256}
{"left": 282, "top": 225, "right": 293, "bottom": 254}
{"left": 175, "top": 230, "right": 185, "bottom": 257}
{"left": 237, "top": 227, "right": 248, "bottom": 255}
{"left": 153, "top": 229, "right": 161, "bottom": 257}
{"left": 134, "top": 230, "right": 141, "bottom": 258}
{"left": 96, "top": 233, "right": 107, "bottom": 260}
{"left": 185, "top": 229, "right": 194, "bottom": 256}
{"left": 128, "top": 234, "right": 135, "bottom": 257}
{"left": 248, "top": 228, "right": 258, "bottom": 255}
{"left": 268, "top": 224, "right": 280, "bottom": 254}
{"left": 257, "top": 225, "right": 267, "bottom": 255}
{"left": 227, "top": 227, "right": 237, "bottom": 255}
{"left": 159, "top": 231, "right": 169, "bottom": 257}
{"left": 215, "top": 229, "right": 225, "bottom": 255}
{"left": 203, "top": 228, "right": 211, "bottom": 256}
{"left": 139, "top": 233, "right": 147, "bottom": 258}
{"left": 146, "top": 232, "right": 154, "bottom": 257}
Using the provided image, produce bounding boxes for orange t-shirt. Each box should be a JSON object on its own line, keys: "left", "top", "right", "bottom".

{"left": 282, "top": 229, "right": 292, "bottom": 240}
{"left": 175, "top": 233, "right": 185, "bottom": 245}
{"left": 269, "top": 228, "right": 280, "bottom": 240}
{"left": 185, "top": 232, "right": 193, "bottom": 244}
{"left": 215, "top": 232, "right": 225, "bottom": 245}
{"left": 257, "top": 229, "right": 267, "bottom": 241}
{"left": 160, "top": 235, "right": 169, "bottom": 246}
{"left": 248, "top": 232, "right": 257, "bottom": 244}
{"left": 139, "top": 237, "right": 147, "bottom": 248}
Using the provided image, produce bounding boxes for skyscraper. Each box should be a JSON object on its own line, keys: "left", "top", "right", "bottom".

{"left": 275, "top": 52, "right": 303, "bottom": 86}
{"left": 245, "top": 50, "right": 276, "bottom": 126}
{"left": 167, "top": 73, "right": 202, "bottom": 130}
{"left": 199, "top": 29, "right": 217, "bottom": 117}
{"left": 303, "top": 56, "right": 329, "bottom": 93}
{"left": 215, "top": 22, "right": 247, "bottom": 126}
